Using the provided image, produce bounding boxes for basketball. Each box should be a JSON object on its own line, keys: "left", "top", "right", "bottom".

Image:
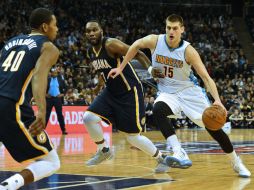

{"left": 202, "top": 105, "right": 227, "bottom": 131}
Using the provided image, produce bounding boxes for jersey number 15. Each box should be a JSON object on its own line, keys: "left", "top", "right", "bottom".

{"left": 1, "top": 50, "right": 25, "bottom": 72}
{"left": 163, "top": 66, "right": 173, "bottom": 78}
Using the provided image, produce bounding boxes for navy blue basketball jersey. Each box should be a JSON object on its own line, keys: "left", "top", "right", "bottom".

{"left": 87, "top": 37, "right": 141, "bottom": 95}
{"left": 0, "top": 34, "right": 49, "bottom": 103}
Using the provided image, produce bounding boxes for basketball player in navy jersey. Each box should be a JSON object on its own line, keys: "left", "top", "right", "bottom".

{"left": 84, "top": 20, "right": 172, "bottom": 172}
{"left": 0, "top": 8, "right": 60, "bottom": 189}
{"left": 108, "top": 14, "right": 251, "bottom": 177}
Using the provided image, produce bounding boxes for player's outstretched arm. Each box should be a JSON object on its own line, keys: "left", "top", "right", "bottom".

{"left": 107, "top": 35, "right": 158, "bottom": 79}
{"left": 29, "top": 42, "right": 59, "bottom": 136}
{"left": 185, "top": 45, "right": 226, "bottom": 112}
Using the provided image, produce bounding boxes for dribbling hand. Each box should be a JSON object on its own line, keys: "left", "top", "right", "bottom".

{"left": 213, "top": 100, "right": 227, "bottom": 116}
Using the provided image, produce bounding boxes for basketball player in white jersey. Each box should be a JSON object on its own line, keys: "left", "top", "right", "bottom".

{"left": 108, "top": 14, "right": 251, "bottom": 178}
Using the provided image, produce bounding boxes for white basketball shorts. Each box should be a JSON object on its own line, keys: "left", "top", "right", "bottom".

{"left": 154, "top": 86, "right": 211, "bottom": 127}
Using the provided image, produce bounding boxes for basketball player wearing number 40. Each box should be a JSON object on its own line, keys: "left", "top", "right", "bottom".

{"left": 0, "top": 8, "right": 60, "bottom": 190}
{"left": 108, "top": 14, "right": 251, "bottom": 178}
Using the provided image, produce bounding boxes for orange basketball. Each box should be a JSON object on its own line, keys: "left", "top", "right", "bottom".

{"left": 202, "top": 105, "right": 227, "bottom": 131}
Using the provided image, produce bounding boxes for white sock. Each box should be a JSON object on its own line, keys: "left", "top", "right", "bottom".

{"left": 26, "top": 150, "right": 60, "bottom": 182}
{"left": 167, "top": 135, "right": 181, "bottom": 153}
{"left": 97, "top": 139, "right": 108, "bottom": 150}
{"left": 126, "top": 135, "right": 158, "bottom": 157}
{"left": 154, "top": 150, "right": 163, "bottom": 160}
{"left": 2, "top": 173, "right": 24, "bottom": 190}
{"left": 227, "top": 150, "right": 238, "bottom": 163}
{"left": 83, "top": 112, "right": 105, "bottom": 149}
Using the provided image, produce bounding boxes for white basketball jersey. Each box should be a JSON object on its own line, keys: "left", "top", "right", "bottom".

{"left": 152, "top": 34, "right": 199, "bottom": 93}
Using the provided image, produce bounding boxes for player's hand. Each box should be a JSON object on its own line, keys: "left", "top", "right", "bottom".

{"left": 213, "top": 100, "right": 227, "bottom": 116}
{"left": 107, "top": 67, "right": 123, "bottom": 79}
{"left": 151, "top": 67, "right": 165, "bottom": 78}
{"left": 28, "top": 112, "right": 46, "bottom": 137}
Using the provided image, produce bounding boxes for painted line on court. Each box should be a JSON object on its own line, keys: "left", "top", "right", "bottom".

{"left": 121, "top": 181, "right": 175, "bottom": 190}
{"left": 37, "top": 172, "right": 156, "bottom": 190}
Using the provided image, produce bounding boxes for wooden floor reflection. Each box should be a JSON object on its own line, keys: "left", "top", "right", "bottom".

{"left": 0, "top": 129, "right": 254, "bottom": 190}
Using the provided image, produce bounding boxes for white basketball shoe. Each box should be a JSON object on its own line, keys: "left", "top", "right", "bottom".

{"left": 232, "top": 156, "right": 251, "bottom": 178}
{"left": 166, "top": 148, "right": 192, "bottom": 169}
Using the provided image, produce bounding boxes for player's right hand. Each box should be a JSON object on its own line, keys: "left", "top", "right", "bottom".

{"left": 151, "top": 67, "right": 165, "bottom": 78}
{"left": 213, "top": 100, "right": 228, "bottom": 116}
{"left": 107, "top": 67, "right": 123, "bottom": 79}
{"left": 28, "top": 112, "right": 46, "bottom": 137}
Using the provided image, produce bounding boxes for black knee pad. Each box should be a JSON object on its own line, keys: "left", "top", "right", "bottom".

{"left": 153, "top": 101, "right": 174, "bottom": 117}
{"left": 153, "top": 101, "right": 175, "bottom": 139}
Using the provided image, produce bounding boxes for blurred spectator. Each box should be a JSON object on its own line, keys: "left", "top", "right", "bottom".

{"left": 64, "top": 88, "right": 75, "bottom": 104}
{"left": 246, "top": 112, "right": 254, "bottom": 128}
{"left": 85, "top": 95, "right": 93, "bottom": 106}
{"left": 229, "top": 109, "right": 244, "bottom": 128}
{"left": 66, "top": 97, "right": 75, "bottom": 105}
{"left": 76, "top": 94, "right": 89, "bottom": 105}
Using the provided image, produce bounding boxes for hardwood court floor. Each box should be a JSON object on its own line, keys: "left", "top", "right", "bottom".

{"left": 0, "top": 129, "right": 254, "bottom": 190}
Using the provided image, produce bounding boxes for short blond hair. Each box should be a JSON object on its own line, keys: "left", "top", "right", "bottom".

{"left": 166, "top": 14, "right": 184, "bottom": 26}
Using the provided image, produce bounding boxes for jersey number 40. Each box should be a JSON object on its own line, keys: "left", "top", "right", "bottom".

{"left": 1, "top": 50, "right": 25, "bottom": 72}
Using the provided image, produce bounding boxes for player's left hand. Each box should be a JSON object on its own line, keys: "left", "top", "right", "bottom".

{"left": 28, "top": 112, "right": 46, "bottom": 136}
{"left": 213, "top": 100, "right": 227, "bottom": 116}
{"left": 107, "top": 67, "right": 123, "bottom": 79}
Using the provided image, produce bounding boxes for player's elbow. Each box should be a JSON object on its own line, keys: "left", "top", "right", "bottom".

{"left": 132, "top": 40, "right": 143, "bottom": 50}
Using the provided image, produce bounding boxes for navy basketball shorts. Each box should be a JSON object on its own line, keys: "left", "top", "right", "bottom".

{"left": 0, "top": 96, "right": 53, "bottom": 163}
{"left": 87, "top": 84, "right": 146, "bottom": 134}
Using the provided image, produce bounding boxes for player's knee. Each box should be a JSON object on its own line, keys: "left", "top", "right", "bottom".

{"left": 83, "top": 111, "right": 101, "bottom": 124}
{"left": 153, "top": 101, "right": 173, "bottom": 117}
{"left": 126, "top": 134, "right": 138, "bottom": 145}
{"left": 42, "top": 150, "right": 60, "bottom": 172}
{"left": 27, "top": 150, "right": 60, "bottom": 182}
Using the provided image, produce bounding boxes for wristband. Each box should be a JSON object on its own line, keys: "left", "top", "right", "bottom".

{"left": 148, "top": 66, "right": 153, "bottom": 75}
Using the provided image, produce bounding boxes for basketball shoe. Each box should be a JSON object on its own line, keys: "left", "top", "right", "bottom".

{"left": 86, "top": 147, "right": 113, "bottom": 166}
{"left": 165, "top": 148, "right": 192, "bottom": 169}
{"left": 0, "top": 182, "right": 8, "bottom": 190}
{"left": 232, "top": 157, "right": 251, "bottom": 178}
{"left": 154, "top": 155, "right": 170, "bottom": 173}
